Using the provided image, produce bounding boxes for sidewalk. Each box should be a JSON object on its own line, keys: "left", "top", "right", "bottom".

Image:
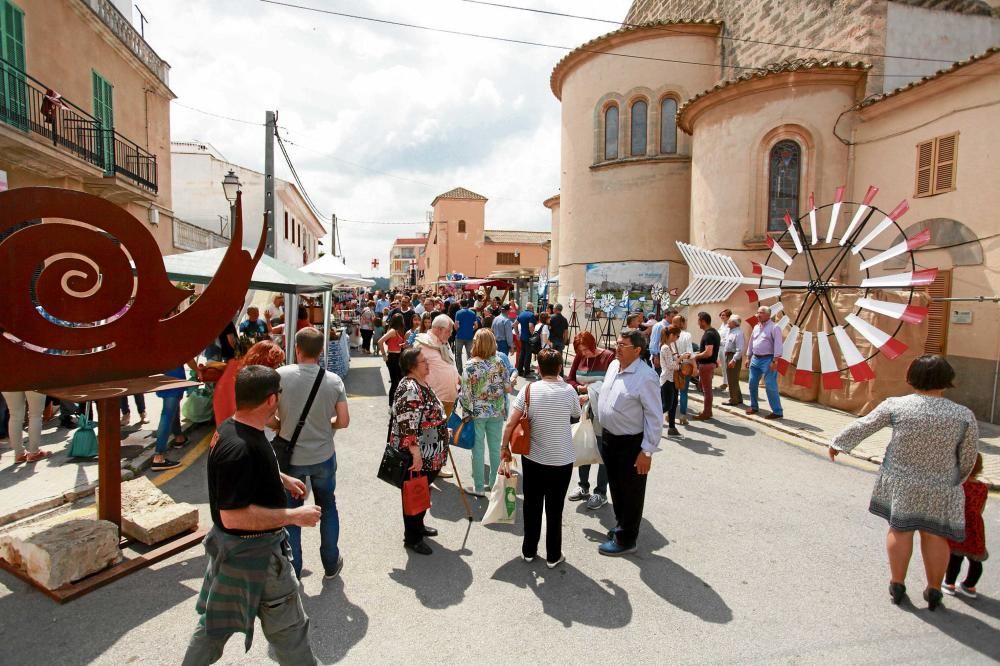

{"left": 0, "top": 398, "right": 201, "bottom": 526}
{"left": 686, "top": 377, "right": 1000, "bottom": 489}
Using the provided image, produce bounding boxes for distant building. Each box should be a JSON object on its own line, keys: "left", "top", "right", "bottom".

{"left": 0, "top": 0, "right": 174, "bottom": 253}
{"left": 419, "top": 187, "right": 550, "bottom": 287}
{"left": 170, "top": 141, "right": 324, "bottom": 266}
{"left": 389, "top": 236, "right": 426, "bottom": 289}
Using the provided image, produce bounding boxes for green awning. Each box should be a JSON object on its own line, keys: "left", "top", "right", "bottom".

{"left": 161, "top": 248, "right": 332, "bottom": 294}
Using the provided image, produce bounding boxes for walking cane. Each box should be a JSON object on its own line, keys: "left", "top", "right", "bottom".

{"left": 447, "top": 447, "right": 475, "bottom": 550}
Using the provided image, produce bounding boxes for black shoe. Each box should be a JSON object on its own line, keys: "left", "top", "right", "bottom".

{"left": 323, "top": 555, "right": 345, "bottom": 580}
{"left": 889, "top": 582, "right": 907, "bottom": 605}
{"left": 60, "top": 417, "right": 78, "bottom": 429}
{"left": 924, "top": 587, "right": 944, "bottom": 611}
{"left": 170, "top": 436, "right": 189, "bottom": 449}
{"left": 422, "top": 526, "right": 438, "bottom": 537}
{"left": 404, "top": 540, "right": 432, "bottom": 555}
{"left": 151, "top": 458, "right": 181, "bottom": 471}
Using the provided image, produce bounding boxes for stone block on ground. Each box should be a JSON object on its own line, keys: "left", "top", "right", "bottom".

{"left": 0, "top": 519, "right": 120, "bottom": 589}
{"left": 120, "top": 476, "right": 198, "bottom": 545}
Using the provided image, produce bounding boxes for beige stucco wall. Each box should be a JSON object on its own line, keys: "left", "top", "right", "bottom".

{"left": 545, "top": 196, "right": 560, "bottom": 303}
{"left": 853, "top": 62, "right": 1000, "bottom": 421}
{"left": 556, "top": 28, "right": 719, "bottom": 307}
{"left": 0, "top": 0, "right": 174, "bottom": 253}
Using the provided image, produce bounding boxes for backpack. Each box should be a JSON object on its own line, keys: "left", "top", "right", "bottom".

{"left": 528, "top": 329, "right": 543, "bottom": 354}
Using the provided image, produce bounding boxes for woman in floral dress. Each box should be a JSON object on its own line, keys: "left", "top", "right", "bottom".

{"left": 829, "top": 355, "right": 979, "bottom": 610}
{"left": 390, "top": 348, "right": 450, "bottom": 555}
{"left": 459, "top": 329, "right": 512, "bottom": 496}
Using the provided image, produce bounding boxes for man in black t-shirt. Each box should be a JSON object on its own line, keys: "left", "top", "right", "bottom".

{"left": 693, "top": 312, "right": 721, "bottom": 421}
{"left": 548, "top": 304, "right": 570, "bottom": 372}
{"left": 184, "top": 366, "right": 319, "bottom": 664}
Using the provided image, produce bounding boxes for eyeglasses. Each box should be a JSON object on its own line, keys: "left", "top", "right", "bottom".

{"left": 617, "top": 343, "right": 638, "bottom": 350}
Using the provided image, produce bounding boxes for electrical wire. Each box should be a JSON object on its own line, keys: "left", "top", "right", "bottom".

{"left": 171, "top": 101, "right": 265, "bottom": 126}
{"left": 338, "top": 218, "right": 428, "bottom": 225}
{"left": 274, "top": 129, "right": 329, "bottom": 221}
{"left": 461, "top": 0, "right": 960, "bottom": 64}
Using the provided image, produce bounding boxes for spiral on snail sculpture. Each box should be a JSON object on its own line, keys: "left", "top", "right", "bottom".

{"left": 0, "top": 187, "right": 265, "bottom": 392}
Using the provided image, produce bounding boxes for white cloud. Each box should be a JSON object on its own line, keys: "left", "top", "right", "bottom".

{"left": 139, "top": 0, "right": 632, "bottom": 275}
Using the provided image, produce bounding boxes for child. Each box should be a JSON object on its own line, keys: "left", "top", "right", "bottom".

{"left": 944, "top": 453, "right": 988, "bottom": 599}
{"left": 372, "top": 316, "right": 385, "bottom": 350}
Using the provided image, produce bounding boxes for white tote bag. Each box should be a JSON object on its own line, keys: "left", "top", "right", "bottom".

{"left": 482, "top": 461, "right": 518, "bottom": 526}
{"left": 572, "top": 411, "right": 602, "bottom": 467}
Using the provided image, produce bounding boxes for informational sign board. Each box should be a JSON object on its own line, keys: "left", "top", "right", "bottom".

{"left": 951, "top": 310, "right": 973, "bottom": 324}
{"left": 584, "top": 261, "right": 669, "bottom": 319}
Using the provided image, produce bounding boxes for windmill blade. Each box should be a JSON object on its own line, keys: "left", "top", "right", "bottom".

{"left": 746, "top": 288, "right": 782, "bottom": 303}
{"left": 846, "top": 314, "right": 908, "bottom": 359}
{"left": 816, "top": 333, "right": 843, "bottom": 389}
{"left": 852, "top": 201, "right": 910, "bottom": 255}
{"left": 833, "top": 325, "right": 876, "bottom": 381}
{"left": 858, "top": 228, "right": 931, "bottom": 270}
{"left": 751, "top": 261, "right": 786, "bottom": 280}
{"left": 860, "top": 268, "right": 937, "bottom": 289}
{"left": 793, "top": 331, "right": 815, "bottom": 387}
{"left": 775, "top": 313, "right": 791, "bottom": 332}
{"left": 807, "top": 193, "right": 818, "bottom": 245}
{"left": 783, "top": 212, "right": 804, "bottom": 254}
{"left": 854, "top": 297, "right": 928, "bottom": 324}
{"left": 675, "top": 242, "right": 747, "bottom": 305}
{"left": 776, "top": 325, "right": 800, "bottom": 375}
{"left": 766, "top": 236, "right": 794, "bottom": 267}
{"left": 745, "top": 302, "right": 785, "bottom": 328}
{"left": 840, "top": 185, "right": 879, "bottom": 246}
{"left": 825, "top": 185, "right": 846, "bottom": 243}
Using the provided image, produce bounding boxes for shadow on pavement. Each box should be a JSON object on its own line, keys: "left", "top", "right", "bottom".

{"left": 300, "top": 577, "right": 370, "bottom": 663}
{"left": 491, "top": 556, "right": 632, "bottom": 628}
{"left": 911, "top": 601, "right": 1000, "bottom": 661}
{"left": 710, "top": 420, "right": 756, "bottom": 437}
{"left": 0, "top": 555, "right": 204, "bottom": 666}
{"left": 676, "top": 437, "right": 725, "bottom": 457}
{"left": 388, "top": 543, "right": 473, "bottom": 610}
{"left": 344, "top": 367, "right": 386, "bottom": 398}
{"left": 683, "top": 424, "right": 724, "bottom": 440}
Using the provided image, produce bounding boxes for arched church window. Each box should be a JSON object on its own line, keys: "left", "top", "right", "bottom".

{"left": 660, "top": 97, "right": 677, "bottom": 154}
{"left": 768, "top": 140, "right": 801, "bottom": 232}
{"left": 604, "top": 105, "right": 619, "bottom": 160}
{"left": 630, "top": 100, "right": 647, "bottom": 156}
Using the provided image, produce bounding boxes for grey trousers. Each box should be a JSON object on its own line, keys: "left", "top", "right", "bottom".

{"left": 182, "top": 542, "right": 317, "bottom": 666}
{"left": 455, "top": 338, "right": 474, "bottom": 374}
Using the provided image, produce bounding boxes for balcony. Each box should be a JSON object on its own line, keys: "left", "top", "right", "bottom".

{"left": 0, "top": 63, "right": 158, "bottom": 193}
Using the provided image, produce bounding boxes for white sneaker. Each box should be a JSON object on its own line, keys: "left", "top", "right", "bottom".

{"left": 465, "top": 486, "right": 487, "bottom": 498}
{"left": 957, "top": 584, "right": 978, "bottom": 599}
{"left": 546, "top": 555, "right": 565, "bottom": 569}
{"left": 942, "top": 583, "right": 956, "bottom": 596}
{"left": 437, "top": 468, "right": 453, "bottom": 479}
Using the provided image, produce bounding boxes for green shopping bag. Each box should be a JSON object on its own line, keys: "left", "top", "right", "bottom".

{"left": 67, "top": 410, "right": 98, "bottom": 458}
{"left": 182, "top": 383, "right": 215, "bottom": 424}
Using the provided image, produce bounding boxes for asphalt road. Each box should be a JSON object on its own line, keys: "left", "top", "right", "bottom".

{"left": 1, "top": 357, "right": 998, "bottom": 664}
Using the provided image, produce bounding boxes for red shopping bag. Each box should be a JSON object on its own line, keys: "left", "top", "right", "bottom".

{"left": 402, "top": 472, "right": 431, "bottom": 516}
{"left": 212, "top": 359, "right": 239, "bottom": 428}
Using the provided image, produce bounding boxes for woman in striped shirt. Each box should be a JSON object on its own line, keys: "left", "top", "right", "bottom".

{"left": 565, "top": 331, "right": 615, "bottom": 509}
{"left": 501, "top": 349, "right": 582, "bottom": 568}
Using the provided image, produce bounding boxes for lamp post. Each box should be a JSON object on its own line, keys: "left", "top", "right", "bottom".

{"left": 221, "top": 169, "right": 241, "bottom": 238}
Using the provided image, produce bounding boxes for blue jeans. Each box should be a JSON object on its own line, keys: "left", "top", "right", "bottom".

{"left": 497, "top": 340, "right": 510, "bottom": 354}
{"left": 286, "top": 453, "right": 340, "bottom": 577}
{"left": 472, "top": 417, "right": 503, "bottom": 491}
{"left": 121, "top": 393, "right": 146, "bottom": 415}
{"left": 155, "top": 395, "right": 181, "bottom": 453}
{"left": 679, "top": 386, "right": 688, "bottom": 415}
{"left": 748, "top": 355, "right": 783, "bottom": 415}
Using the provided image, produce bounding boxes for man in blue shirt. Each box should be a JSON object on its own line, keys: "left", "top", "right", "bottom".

{"left": 374, "top": 293, "right": 390, "bottom": 315}
{"left": 515, "top": 302, "right": 537, "bottom": 378}
{"left": 491, "top": 307, "right": 514, "bottom": 355}
{"left": 454, "top": 299, "right": 479, "bottom": 373}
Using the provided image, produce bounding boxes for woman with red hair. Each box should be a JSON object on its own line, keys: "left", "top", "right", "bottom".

{"left": 213, "top": 340, "right": 286, "bottom": 427}
{"left": 565, "top": 331, "right": 616, "bottom": 510}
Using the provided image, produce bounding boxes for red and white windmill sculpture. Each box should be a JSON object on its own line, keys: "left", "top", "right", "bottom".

{"left": 676, "top": 185, "right": 934, "bottom": 389}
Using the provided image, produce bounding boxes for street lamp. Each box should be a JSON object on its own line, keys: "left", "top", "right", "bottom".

{"left": 221, "top": 169, "right": 241, "bottom": 237}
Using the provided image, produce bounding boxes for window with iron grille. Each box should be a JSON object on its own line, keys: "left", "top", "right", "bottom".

{"left": 915, "top": 133, "right": 958, "bottom": 197}
{"left": 497, "top": 252, "right": 520, "bottom": 265}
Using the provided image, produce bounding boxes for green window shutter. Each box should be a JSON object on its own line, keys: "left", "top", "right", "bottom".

{"left": 1, "top": 0, "right": 27, "bottom": 130}
{"left": 92, "top": 70, "right": 114, "bottom": 174}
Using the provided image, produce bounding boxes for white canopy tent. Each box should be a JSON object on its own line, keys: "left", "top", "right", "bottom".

{"left": 301, "top": 255, "right": 376, "bottom": 288}
{"left": 161, "top": 248, "right": 334, "bottom": 365}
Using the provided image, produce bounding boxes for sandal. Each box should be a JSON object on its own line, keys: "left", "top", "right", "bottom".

{"left": 14, "top": 453, "right": 28, "bottom": 464}
{"left": 25, "top": 450, "right": 52, "bottom": 463}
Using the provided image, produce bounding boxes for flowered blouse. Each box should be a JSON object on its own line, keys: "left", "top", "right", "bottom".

{"left": 390, "top": 377, "right": 448, "bottom": 471}
{"left": 459, "top": 355, "right": 509, "bottom": 419}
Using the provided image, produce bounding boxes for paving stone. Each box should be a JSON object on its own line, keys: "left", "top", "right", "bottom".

{"left": 120, "top": 477, "right": 198, "bottom": 545}
{"left": 0, "top": 519, "right": 120, "bottom": 589}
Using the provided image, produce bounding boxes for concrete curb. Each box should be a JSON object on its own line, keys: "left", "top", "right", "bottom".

{"left": 0, "top": 421, "right": 201, "bottom": 529}
{"left": 685, "top": 392, "right": 999, "bottom": 490}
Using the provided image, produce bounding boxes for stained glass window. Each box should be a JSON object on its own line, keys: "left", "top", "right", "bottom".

{"left": 604, "top": 105, "right": 619, "bottom": 160}
{"left": 660, "top": 97, "right": 677, "bottom": 154}
{"left": 630, "top": 100, "right": 647, "bottom": 156}
{"left": 768, "top": 140, "right": 801, "bottom": 232}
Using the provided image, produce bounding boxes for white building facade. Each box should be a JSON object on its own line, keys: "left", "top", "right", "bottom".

{"left": 389, "top": 237, "right": 425, "bottom": 289}
{"left": 170, "top": 141, "right": 324, "bottom": 265}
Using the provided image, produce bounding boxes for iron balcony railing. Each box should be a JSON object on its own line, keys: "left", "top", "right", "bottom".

{"left": 0, "top": 61, "right": 158, "bottom": 192}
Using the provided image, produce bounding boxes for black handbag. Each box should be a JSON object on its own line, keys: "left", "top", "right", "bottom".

{"left": 272, "top": 367, "right": 326, "bottom": 473}
{"left": 377, "top": 404, "right": 419, "bottom": 489}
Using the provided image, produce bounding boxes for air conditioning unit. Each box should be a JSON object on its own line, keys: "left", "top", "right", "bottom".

{"left": 148, "top": 207, "right": 160, "bottom": 226}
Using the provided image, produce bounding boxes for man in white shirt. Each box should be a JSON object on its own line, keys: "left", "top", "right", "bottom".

{"left": 596, "top": 329, "right": 662, "bottom": 557}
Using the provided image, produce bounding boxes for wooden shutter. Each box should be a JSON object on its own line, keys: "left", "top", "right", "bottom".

{"left": 914, "top": 140, "right": 933, "bottom": 197}
{"left": 923, "top": 269, "right": 951, "bottom": 354}
{"left": 1, "top": 1, "right": 27, "bottom": 130}
{"left": 933, "top": 133, "right": 957, "bottom": 194}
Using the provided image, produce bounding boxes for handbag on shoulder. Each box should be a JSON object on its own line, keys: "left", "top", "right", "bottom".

{"left": 272, "top": 368, "right": 325, "bottom": 473}
{"left": 509, "top": 383, "right": 532, "bottom": 455}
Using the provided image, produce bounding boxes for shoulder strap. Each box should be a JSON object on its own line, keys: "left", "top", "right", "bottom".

{"left": 288, "top": 366, "right": 326, "bottom": 450}
{"left": 524, "top": 382, "right": 531, "bottom": 414}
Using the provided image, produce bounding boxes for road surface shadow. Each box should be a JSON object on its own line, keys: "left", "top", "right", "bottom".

{"left": 388, "top": 542, "right": 473, "bottom": 610}
{"left": 299, "top": 577, "right": 370, "bottom": 663}
{"left": 909, "top": 600, "right": 1000, "bottom": 661}
{"left": 711, "top": 420, "right": 756, "bottom": 437}
{"left": 344, "top": 366, "right": 386, "bottom": 397}
{"left": 683, "top": 424, "right": 724, "bottom": 439}
{"left": 675, "top": 437, "right": 725, "bottom": 457}
{"left": 491, "top": 556, "right": 632, "bottom": 628}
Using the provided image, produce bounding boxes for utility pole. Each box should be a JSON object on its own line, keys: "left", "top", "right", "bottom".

{"left": 330, "top": 213, "right": 337, "bottom": 256}
{"left": 264, "top": 110, "right": 276, "bottom": 257}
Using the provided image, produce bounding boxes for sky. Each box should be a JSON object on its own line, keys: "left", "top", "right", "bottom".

{"left": 135, "top": 0, "right": 633, "bottom": 276}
